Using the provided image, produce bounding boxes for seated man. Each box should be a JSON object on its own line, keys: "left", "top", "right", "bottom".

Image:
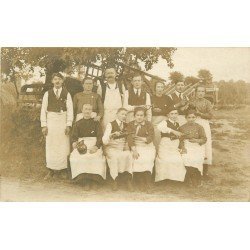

{"left": 102, "top": 108, "right": 133, "bottom": 191}
{"left": 70, "top": 104, "right": 106, "bottom": 191}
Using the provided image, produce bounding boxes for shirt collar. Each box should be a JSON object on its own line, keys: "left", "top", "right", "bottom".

{"left": 116, "top": 119, "right": 123, "bottom": 126}
{"left": 134, "top": 121, "right": 145, "bottom": 126}
{"left": 53, "top": 87, "right": 62, "bottom": 93}
{"left": 106, "top": 82, "right": 117, "bottom": 89}
{"left": 175, "top": 90, "right": 183, "bottom": 98}
{"left": 134, "top": 88, "right": 141, "bottom": 94}
{"left": 168, "top": 118, "right": 176, "bottom": 125}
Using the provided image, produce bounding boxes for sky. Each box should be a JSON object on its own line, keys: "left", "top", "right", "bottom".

{"left": 148, "top": 48, "right": 250, "bottom": 83}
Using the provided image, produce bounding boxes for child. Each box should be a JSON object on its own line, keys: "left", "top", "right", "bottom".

{"left": 102, "top": 108, "right": 133, "bottom": 191}
{"left": 127, "top": 107, "right": 156, "bottom": 193}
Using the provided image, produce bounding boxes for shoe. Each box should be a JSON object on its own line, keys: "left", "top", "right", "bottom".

{"left": 44, "top": 171, "right": 54, "bottom": 180}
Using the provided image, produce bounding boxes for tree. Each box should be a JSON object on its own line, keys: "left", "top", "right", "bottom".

{"left": 168, "top": 71, "right": 184, "bottom": 84}
{"left": 197, "top": 69, "right": 213, "bottom": 85}
{"left": 1, "top": 47, "right": 177, "bottom": 86}
{"left": 185, "top": 76, "right": 200, "bottom": 85}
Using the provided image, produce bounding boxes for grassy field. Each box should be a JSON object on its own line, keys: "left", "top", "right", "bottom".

{"left": 0, "top": 106, "right": 250, "bottom": 201}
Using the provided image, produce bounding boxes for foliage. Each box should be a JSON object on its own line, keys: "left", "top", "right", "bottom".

{"left": 1, "top": 47, "right": 177, "bottom": 84}
{"left": 168, "top": 71, "right": 184, "bottom": 84}
{"left": 198, "top": 69, "right": 213, "bottom": 85}
{"left": 185, "top": 76, "right": 200, "bottom": 85}
{"left": 216, "top": 80, "right": 250, "bottom": 106}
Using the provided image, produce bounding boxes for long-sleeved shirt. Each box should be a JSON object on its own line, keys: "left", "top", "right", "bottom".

{"left": 157, "top": 119, "right": 179, "bottom": 134}
{"left": 126, "top": 120, "right": 154, "bottom": 147}
{"left": 179, "top": 122, "right": 207, "bottom": 145}
{"left": 73, "top": 91, "right": 104, "bottom": 118}
{"left": 71, "top": 118, "right": 103, "bottom": 148}
{"left": 123, "top": 89, "right": 152, "bottom": 121}
{"left": 40, "top": 87, "right": 73, "bottom": 127}
{"left": 189, "top": 97, "right": 213, "bottom": 120}
{"left": 151, "top": 95, "right": 173, "bottom": 116}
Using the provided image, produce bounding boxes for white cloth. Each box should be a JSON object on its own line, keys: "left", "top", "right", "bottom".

{"left": 40, "top": 90, "right": 73, "bottom": 127}
{"left": 70, "top": 137, "right": 106, "bottom": 179}
{"left": 123, "top": 89, "right": 152, "bottom": 122}
{"left": 45, "top": 112, "right": 70, "bottom": 170}
{"left": 155, "top": 137, "right": 186, "bottom": 182}
{"left": 132, "top": 137, "right": 156, "bottom": 173}
{"left": 177, "top": 115, "right": 186, "bottom": 126}
{"left": 195, "top": 117, "right": 212, "bottom": 165}
{"left": 181, "top": 140, "right": 205, "bottom": 174}
{"left": 97, "top": 83, "right": 124, "bottom": 129}
{"left": 151, "top": 115, "right": 167, "bottom": 151}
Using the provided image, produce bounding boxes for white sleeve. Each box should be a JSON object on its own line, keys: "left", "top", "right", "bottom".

{"left": 40, "top": 92, "right": 48, "bottom": 127}
{"left": 146, "top": 93, "right": 152, "bottom": 122}
{"left": 66, "top": 93, "right": 73, "bottom": 127}
{"left": 123, "top": 90, "right": 134, "bottom": 111}
{"left": 157, "top": 120, "right": 172, "bottom": 133}
{"left": 102, "top": 122, "right": 112, "bottom": 145}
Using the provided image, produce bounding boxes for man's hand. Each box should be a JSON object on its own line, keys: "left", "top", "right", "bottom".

{"left": 65, "top": 126, "right": 71, "bottom": 135}
{"left": 89, "top": 145, "right": 98, "bottom": 154}
{"left": 171, "top": 130, "right": 183, "bottom": 137}
{"left": 132, "top": 149, "right": 140, "bottom": 160}
{"left": 94, "top": 115, "right": 101, "bottom": 122}
{"left": 42, "top": 127, "right": 48, "bottom": 136}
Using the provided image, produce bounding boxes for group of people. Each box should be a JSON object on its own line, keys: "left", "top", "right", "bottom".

{"left": 40, "top": 66, "right": 213, "bottom": 192}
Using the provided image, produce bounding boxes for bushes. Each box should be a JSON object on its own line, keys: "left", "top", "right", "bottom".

{"left": 217, "top": 80, "right": 250, "bottom": 107}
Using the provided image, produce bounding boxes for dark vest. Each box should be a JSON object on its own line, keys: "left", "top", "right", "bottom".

{"left": 128, "top": 88, "right": 147, "bottom": 106}
{"left": 161, "top": 120, "right": 179, "bottom": 139}
{"left": 47, "top": 88, "right": 68, "bottom": 112}
{"left": 101, "top": 82, "right": 124, "bottom": 102}
{"left": 111, "top": 120, "right": 127, "bottom": 133}
{"left": 170, "top": 92, "right": 182, "bottom": 105}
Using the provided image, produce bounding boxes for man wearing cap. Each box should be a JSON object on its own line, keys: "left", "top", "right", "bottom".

{"left": 40, "top": 73, "right": 73, "bottom": 179}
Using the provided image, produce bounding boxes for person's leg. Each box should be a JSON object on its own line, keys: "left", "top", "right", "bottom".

{"left": 184, "top": 167, "right": 192, "bottom": 187}
{"left": 111, "top": 178, "right": 118, "bottom": 191}
{"left": 145, "top": 171, "right": 153, "bottom": 194}
{"left": 44, "top": 168, "right": 54, "bottom": 180}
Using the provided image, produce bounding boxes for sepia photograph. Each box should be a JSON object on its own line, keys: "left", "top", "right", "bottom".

{"left": 0, "top": 47, "right": 249, "bottom": 202}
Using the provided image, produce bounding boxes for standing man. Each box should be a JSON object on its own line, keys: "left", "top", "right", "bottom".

{"left": 123, "top": 73, "right": 152, "bottom": 123}
{"left": 97, "top": 66, "right": 126, "bottom": 129}
{"left": 168, "top": 81, "right": 189, "bottom": 125}
{"left": 40, "top": 73, "right": 73, "bottom": 179}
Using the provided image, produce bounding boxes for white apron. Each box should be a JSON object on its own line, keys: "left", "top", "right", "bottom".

{"left": 155, "top": 137, "right": 186, "bottom": 182}
{"left": 195, "top": 118, "right": 212, "bottom": 165}
{"left": 151, "top": 115, "right": 167, "bottom": 151}
{"left": 70, "top": 137, "right": 106, "bottom": 179}
{"left": 46, "top": 112, "right": 70, "bottom": 170}
{"left": 181, "top": 140, "right": 205, "bottom": 174}
{"left": 102, "top": 87, "right": 123, "bottom": 129}
{"left": 105, "top": 139, "right": 133, "bottom": 180}
{"left": 132, "top": 137, "right": 156, "bottom": 173}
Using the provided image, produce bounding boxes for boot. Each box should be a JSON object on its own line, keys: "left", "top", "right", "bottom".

{"left": 44, "top": 169, "right": 54, "bottom": 180}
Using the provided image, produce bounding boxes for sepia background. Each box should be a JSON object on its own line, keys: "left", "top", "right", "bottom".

{"left": 0, "top": 47, "right": 249, "bottom": 201}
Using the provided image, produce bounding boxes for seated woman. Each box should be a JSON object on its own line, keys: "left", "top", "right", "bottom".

{"left": 189, "top": 85, "right": 213, "bottom": 178}
{"left": 70, "top": 103, "right": 106, "bottom": 191}
{"left": 179, "top": 109, "right": 207, "bottom": 188}
{"left": 155, "top": 107, "right": 186, "bottom": 183}
{"left": 151, "top": 81, "right": 173, "bottom": 151}
{"left": 102, "top": 108, "right": 133, "bottom": 191}
{"left": 73, "top": 77, "right": 104, "bottom": 122}
{"left": 127, "top": 107, "right": 156, "bottom": 193}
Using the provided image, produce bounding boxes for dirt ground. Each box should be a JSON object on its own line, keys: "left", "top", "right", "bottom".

{"left": 0, "top": 106, "right": 250, "bottom": 202}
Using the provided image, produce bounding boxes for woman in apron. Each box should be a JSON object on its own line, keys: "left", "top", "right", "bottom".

{"left": 127, "top": 107, "right": 156, "bottom": 193}
{"left": 70, "top": 104, "right": 106, "bottom": 191}
{"left": 155, "top": 108, "right": 186, "bottom": 183}
{"left": 151, "top": 81, "right": 173, "bottom": 151}
{"left": 189, "top": 85, "right": 213, "bottom": 179}
{"left": 73, "top": 77, "right": 104, "bottom": 122}
{"left": 179, "top": 109, "right": 207, "bottom": 188}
